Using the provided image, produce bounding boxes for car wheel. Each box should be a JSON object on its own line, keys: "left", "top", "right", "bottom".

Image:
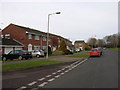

{"left": 36, "top": 54, "right": 40, "bottom": 58}
{"left": 2, "top": 57, "right": 7, "bottom": 61}
{"left": 18, "top": 56, "right": 23, "bottom": 60}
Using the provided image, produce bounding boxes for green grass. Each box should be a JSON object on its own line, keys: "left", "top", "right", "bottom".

{"left": 2, "top": 60, "right": 64, "bottom": 71}
{"left": 66, "top": 54, "right": 90, "bottom": 58}
{"left": 111, "top": 48, "right": 120, "bottom": 51}
{"left": 0, "top": 60, "right": 20, "bottom": 63}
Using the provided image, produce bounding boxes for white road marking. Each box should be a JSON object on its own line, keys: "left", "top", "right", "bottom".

{"left": 55, "top": 75, "right": 60, "bottom": 78}
{"left": 65, "top": 70, "right": 69, "bottom": 73}
{"left": 57, "top": 70, "right": 61, "bottom": 72}
{"left": 48, "top": 78, "right": 55, "bottom": 82}
{"left": 46, "top": 75, "right": 52, "bottom": 77}
{"left": 60, "top": 73, "right": 64, "bottom": 75}
{"left": 38, "top": 78, "right": 45, "bottom": 81}
{"left": 38, "top": 82, "right": 48, "bottom": 87}
{"left": 19, "top": 86, "right": 27, "bottom": 89}
{"left": 62, "top": 68, "right": 65, "bottom": 70}
{"left": 52, "top": 72, "right": 56, "bottom": 75}
{"left": 28, "top": 81, "right": 37, "bottom": 86}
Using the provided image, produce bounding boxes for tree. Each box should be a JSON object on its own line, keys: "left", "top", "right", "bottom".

{"left": 96, "top": 39, "right": 105, "bottom": 47}
{"left": 87, "top": 38, "right": 97, "bottom": 48}
{"left": 58, "top": 39, "right": 67, "bottom": 51}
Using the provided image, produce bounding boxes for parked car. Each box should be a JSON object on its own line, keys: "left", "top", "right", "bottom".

{"left": 2, "top": 50, "right": 32, "bottom": 61}
{"left": 90, "top": 48, "right": 102, "bottom": 57}
{"left": 30, "top": 50, "right": 45, "bottom": 58}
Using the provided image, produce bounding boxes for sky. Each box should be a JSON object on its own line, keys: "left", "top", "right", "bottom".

{"left": 0, "top": 0, "right": 119, "bottom": 43}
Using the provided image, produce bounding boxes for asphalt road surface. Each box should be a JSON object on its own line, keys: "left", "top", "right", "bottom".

{"left": 44, "top": 49, "right": 118, "bottom": 88}
{"left": 2, "top": 49, "right": 119, "bottom": 89}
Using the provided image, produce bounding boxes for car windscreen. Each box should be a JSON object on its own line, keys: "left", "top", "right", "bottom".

{"left": 92, "top": 49, "right": 98, "bottom": 51}
{"left": 20, "top": 50, "right": 28, "bottom": 53}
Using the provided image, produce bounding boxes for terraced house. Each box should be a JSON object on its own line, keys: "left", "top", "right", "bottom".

{"left": 1, "top": 24, "right": 73, "bottom": 54}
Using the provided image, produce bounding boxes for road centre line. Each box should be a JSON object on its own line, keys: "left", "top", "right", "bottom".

{"left": 52, "top": 72, "right": 56, "bottom": 75}
{"left": 48, "top": 78, "right": 55, "bottom": 82}
{"left": 55, "top": 75, "right": 61, "bottom": 78}
{"left": 18, "top": 86, "right": 27, "bottom": 90}
{"left": 38, "top": 82, "right": 48, "bottom": 87}
{"left": 46, "top": 75, "right": 52, "bottom": 77}
{"left": 28, "top": 81, "right": 37, "bottom": 86}
{"left": 38, "top": 78, "right": 45, "bottom": 81}
{"left": 57, "top": 70, "right": 61, "bottom": 72}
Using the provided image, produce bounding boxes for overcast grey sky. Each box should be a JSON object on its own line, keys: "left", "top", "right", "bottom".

{"left": 0, "top": 0, "right": 119, "bottom": 42}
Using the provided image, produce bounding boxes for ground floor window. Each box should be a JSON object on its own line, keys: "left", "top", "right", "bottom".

{"left": 34, "top": 46, "right": 40, "bottom": 50}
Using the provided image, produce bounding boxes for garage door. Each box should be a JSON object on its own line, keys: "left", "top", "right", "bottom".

{"left": 5, "top": 48, "right": 13, "bottom": 54}
{"left": 15, "top": 47, "right": 22, "bottom": 50}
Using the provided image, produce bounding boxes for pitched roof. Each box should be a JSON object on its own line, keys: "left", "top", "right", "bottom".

{"left": 74, "top": 40, "right": 85, "bottom": 43}
{"left": 2, "top": 38, "right": 24, "bottom": 46}
{"left": 12, "top": 24, "right": 72, "bottom": 42}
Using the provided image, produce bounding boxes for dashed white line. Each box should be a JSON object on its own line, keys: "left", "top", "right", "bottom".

{"left": 38, "top": 82, "right": 48, "bottom": 87}
{"left": 48, "top": 78, "right": 55, "bottom": 82}
{"left": 46, "top": 75, "right": 52, "bottom": 77}
{"left": 62, "top": 68, "right": 65, "bottom": 71}
{"left": 52, "top": 72, "right": 56, "bottom": 75}
{"left": 38, "top": 78, "right": 45, "bottom": 81}
{"left": 65, "top": 70, "right": 69, "bottom": 73}
{"left": 57, "top": 70, "right": 61, "bottom": 72}
{"left": 60, "top": 73, "right": 64, "bottom": 75}
{"left": 55, "top": 75, "right": 61, "bottom": 78}
{"left": 28, "top": 81, "right": 37, "bottom": 86}
{"left": 19, "top": 86, "right": 27, "bottom": 89}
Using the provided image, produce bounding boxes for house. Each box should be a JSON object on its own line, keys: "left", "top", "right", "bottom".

{"left": 1, "top": 23, "right": 72, "bottom": 53}
{"left": 74, "top": 40, "right": 87, "bottom": 51}
{"left": 1, "top": 38, "right": 24, "bottom": 54}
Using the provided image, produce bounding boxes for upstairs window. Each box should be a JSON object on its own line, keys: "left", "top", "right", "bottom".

{"left": 35, "top": 35, "right": 39, "bottom": 40}
{"left": 5, "top": 34, "right": 10, "bottom": 39}
{"left": 28, "top": 34, "right": 32, "bottom": 39}
{"left": 43, "top": 37, "right": 46, "bottom": 41}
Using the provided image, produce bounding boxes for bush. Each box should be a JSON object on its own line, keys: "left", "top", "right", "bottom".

{"left": 51, "top": 50, "right": 64, "bottom": 56}
{"left": 85, "top": 46, "right": 92, "bottom": 51}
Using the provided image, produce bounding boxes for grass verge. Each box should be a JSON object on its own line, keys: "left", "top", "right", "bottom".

{"left": 66, "top": 54, "right": 90, "bottom": 58}
{"left": 111, "top": 48, "right": 120, "bottom": 51}
{"left": 1, "top": 60, "right": 64, "bottom": 71}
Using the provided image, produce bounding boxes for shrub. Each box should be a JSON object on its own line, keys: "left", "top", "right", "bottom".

{"left": 51, "top": 50, "right": 64, "bottom": 56}
{"left": 85, "top": 46, "right": 92, "bottom": 51}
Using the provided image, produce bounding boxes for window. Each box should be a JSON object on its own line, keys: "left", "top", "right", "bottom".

{"left": 1, "top": 35, "right": 3, "bottom": 38}
{"left": 48, "top": 38, "right": 51, "bottom": 42}
{"left": 35, "top": 35, "right": 39, "bottom": 40}
{"left": 34, "top": 46, "right": 40, "bottom": 50}
{"left": 43, "top": 37, "right": 46, "bottom": 41}
{"left": 28, "top": 34, "right": 32, "bottom": 39}
{"left": 5, "top": 34, "right": 10, "bottom": 39}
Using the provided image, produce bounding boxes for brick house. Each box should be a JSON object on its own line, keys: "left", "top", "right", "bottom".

{"left": 1, "top": 24, "right": 72, "bottom": 53}
{"left": 74, "top": 40, "right": 87, "bottom": 51}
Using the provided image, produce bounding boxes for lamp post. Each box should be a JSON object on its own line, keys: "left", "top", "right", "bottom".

{"left": 46, "top": 12, "right": 61, "bottom": 59}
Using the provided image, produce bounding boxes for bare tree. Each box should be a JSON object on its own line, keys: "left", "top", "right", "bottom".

{"left": 87, "top": 38, "right": 97, "bottom": 48}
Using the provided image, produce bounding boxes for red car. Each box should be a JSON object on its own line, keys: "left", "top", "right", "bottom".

{"left": 90, "top": 48, "right": 101, "bottom": 57}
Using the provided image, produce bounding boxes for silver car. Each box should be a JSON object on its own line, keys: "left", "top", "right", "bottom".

{"left": 30, "top": 50, "right": 45, "bottom": 58}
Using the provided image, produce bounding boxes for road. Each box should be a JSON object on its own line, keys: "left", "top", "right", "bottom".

{"left": 2, "top": 49, "right": 118, "bottom": 89}
{"left": 44, "top": 49, "right": 118, "bottom": 88}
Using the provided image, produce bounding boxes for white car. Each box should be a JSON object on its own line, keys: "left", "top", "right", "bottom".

{"left": 30, "top": 50, "right": 45, "bottom": 58}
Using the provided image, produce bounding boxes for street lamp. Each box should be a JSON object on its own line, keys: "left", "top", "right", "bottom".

{"left": 46, "top": 12, "right": 61, "bottom": 59}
